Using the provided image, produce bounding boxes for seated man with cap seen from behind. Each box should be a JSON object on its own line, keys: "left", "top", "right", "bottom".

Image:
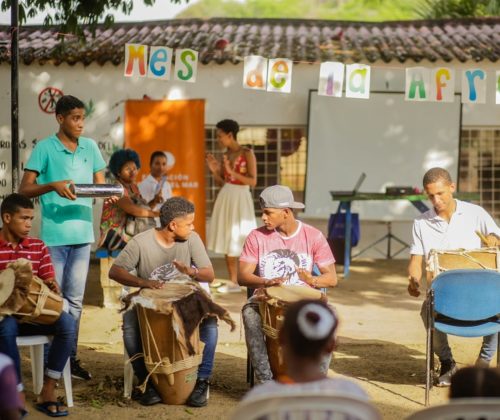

{"left": 241, "top": 300, "right": 368, "bottom": 401}
{"left": 238, "top": 185, "right": 338, "bottom": 383}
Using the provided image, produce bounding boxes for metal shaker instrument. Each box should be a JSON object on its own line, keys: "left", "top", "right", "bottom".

{"left": 69, "top": 184, "right": 124, "bottom": 198}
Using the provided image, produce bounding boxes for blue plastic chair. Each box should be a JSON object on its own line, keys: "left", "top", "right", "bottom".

{"left": 425, "top": 269, "right": 500, "bottom": 405}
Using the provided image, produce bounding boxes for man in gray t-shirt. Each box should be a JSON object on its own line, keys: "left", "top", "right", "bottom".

{"left": 109, "top": 197, "right": 216, "bottom": 408}
{"left": 114, "top": 229, "right": 212, "bottom": 293}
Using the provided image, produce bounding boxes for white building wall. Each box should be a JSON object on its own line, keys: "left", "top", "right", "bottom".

{"left": 1, "top": 60, "right": 500, "bottom": 258}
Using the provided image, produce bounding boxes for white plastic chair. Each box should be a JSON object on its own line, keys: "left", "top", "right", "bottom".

{"left": 16, "top": 335, "right": 73, "bottom": 407}
{"left": 231, "top": 392, "right": 381, "bottom": 420}
{"left": 406, "top": 398, "right": 500, "bottom": 420}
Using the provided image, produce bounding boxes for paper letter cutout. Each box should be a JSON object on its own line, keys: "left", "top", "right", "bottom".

{"left": 462, "top": 69, "right": 486, "bottom": 104}
{"left": 405, "top": 67, "right": 430, "bottom": 101}
{"left": 148, "top": 46, "right": 172, "bottom": 80}
{"left": 174, "top": 49, "right": 198, "bottom": 83}
{"left": 124, "top": 44, "right": 148, "bottom": 77}
{"left": 267, "top": 58, "right": 293, "bottom": 93}
{"left": 318, "top": 62, "right": 344, "bottom": 97}
{"left": 432, "top": 68, "right": 455, "bottom": 103}
{"left": 243, "top": 56, "right": 268, "bottom": 90}
{"left": 345, "top": 64, "right": 370, "bottom": 99}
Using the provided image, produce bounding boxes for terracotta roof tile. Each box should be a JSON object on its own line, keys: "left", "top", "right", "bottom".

{"left": 1, "top": 17, "right": 500, "bottom": 66}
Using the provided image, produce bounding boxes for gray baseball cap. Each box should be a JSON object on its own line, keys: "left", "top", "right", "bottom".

{"left": 259, "top": 185, "right": 305, "bottom": 209}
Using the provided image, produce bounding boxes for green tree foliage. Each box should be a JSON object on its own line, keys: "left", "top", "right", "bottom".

{"left": 177, "top": 0, "right": 418, "bottom": 21}
{"left": 0, "top": 0, "right": 189, "bottom": 35}
{"left": 416, "top": 0, "right": 500, "bottom": 18}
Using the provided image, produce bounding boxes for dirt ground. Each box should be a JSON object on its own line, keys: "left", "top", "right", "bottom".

{"left": 19, "top": 258, "right": 494, "bottom": 419}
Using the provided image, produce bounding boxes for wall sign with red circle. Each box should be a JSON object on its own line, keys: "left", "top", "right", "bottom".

{"left": 38, "top": 87, "right": 64, "bottom": 114}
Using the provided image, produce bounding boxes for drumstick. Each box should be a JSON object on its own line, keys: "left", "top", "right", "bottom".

{"left": 476, "top": 230, "right": 489, "bottom": 246}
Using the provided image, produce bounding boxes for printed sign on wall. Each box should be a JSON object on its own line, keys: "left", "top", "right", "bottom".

{"left": 125, "top": 99, "right": 206, "bottom": 240}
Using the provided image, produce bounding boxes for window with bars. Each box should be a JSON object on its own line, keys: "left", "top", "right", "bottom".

{"left": 205, "top": 126, "right": 307, "bottom": 216}
{"left": 459, "top": 127, "right": 500, "bottom": 221}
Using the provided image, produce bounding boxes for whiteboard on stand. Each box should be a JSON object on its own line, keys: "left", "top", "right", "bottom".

{"left": 305, "top": 91, "right": 461, "bottom": 220}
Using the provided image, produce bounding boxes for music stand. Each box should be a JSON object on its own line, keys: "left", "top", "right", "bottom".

{"left": 352, "top": 220, "right": 410, "bottom": 259}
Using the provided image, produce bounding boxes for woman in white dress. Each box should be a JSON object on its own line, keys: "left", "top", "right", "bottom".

{"left": 206, "top": 119, "right": 257, "bottom": 293}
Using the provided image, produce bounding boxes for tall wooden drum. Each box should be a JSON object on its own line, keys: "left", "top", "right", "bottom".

{"left": 134, "top": 284, "right": 204, "bottom": 405}
{"left": 259, "top": 285, "right": 324, "bottom": 378}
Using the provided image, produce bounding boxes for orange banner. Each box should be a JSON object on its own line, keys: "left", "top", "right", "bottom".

{"left": 124, "top": 99, "right": 206, "bottom": 241}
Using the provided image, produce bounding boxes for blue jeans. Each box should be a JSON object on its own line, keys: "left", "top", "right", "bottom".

{"left": 49, "top": 244, "right": 91, "bottom": 359}
{"left": 421, "top": 300, "right": 498, "bottom": 362}
{"left": 123, "top": 309, "right": 218, "bottom": 383}
{"left": 0, "top": 313, "right": 76, "bottom": 389}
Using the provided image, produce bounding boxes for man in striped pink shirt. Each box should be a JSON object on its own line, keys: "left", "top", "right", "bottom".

{"left": 0, "top": 194, "right": 75, "bottom": 417}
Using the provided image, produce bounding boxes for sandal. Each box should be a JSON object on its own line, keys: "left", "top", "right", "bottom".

{"left": 35, "top": 401, "right": 68, "bottom": 417}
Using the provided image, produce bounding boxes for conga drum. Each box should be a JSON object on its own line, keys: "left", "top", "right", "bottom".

{"left": 15, "top": 275, "right": 63, "bottom": 324}
{"left": 259, "top": 285, "right": 324, "bottom": 378}
{"left": 428, "top": 248, "right": 500, "bottom": 280}
{"left": 134, "top": 284, "right": 205, "bottom": 405}
{"left": 0, "top": 258, "right": 63, "bottom": 325}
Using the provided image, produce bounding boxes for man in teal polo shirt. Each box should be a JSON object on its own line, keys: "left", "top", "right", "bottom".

{"left": 19, "top": 95, "right": 107, "bottom": 380}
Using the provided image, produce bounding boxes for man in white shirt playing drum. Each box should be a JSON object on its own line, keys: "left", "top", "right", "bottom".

{"left": 408, "top": 167, "right": 500, "bottom": 387}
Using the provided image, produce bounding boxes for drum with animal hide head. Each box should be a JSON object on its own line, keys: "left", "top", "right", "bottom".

{"left": 427, "top": 248, "right": 500, "bottom": 281}
{"left": 133, "top": 283, "right": 204, "bottom": 405}
{"left": 0, "top": 259, "right": 63, "bottom": 325}
{"left": 259, "top": 285, "right": 324, "bottom": 378}
{"left": 128, "top": 279, "right": 235, "bottom": 404}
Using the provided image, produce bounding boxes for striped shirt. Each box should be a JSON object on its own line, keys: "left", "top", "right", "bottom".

{"left": 0, "top": 234, "right": 55, "bottom": 283}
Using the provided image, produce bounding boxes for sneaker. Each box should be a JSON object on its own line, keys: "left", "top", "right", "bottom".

{"left": 139, "top": 384, "right": 162, "bottom": 406}
{"left": 71, "top": 358, "right": 92, "bottom": 380}
{"left": 217, "top": 284, "right": 242, "bottom": 294}
{"left": 186, "top": 378, "right": 210, "bottom": 407}
{"left": 436, "top": 359, "right": 457, "bottom": 387}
